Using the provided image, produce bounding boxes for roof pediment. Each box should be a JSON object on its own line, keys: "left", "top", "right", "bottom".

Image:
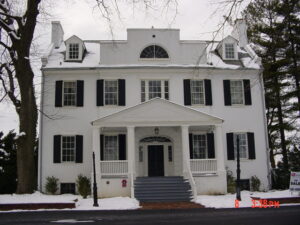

{"left": 92, "top": 98, "right": 223, "bottom": 127}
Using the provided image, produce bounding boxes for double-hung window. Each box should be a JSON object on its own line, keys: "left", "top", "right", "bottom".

{"left": 141, "top": 80, "right": 169, "bottom": 102}
{"left": 233, "top": 133, "right": 248, "bottom": 159}
{"left": 224, "top": 43, "right": 235, "bottom": 59}
{"left": 62, "top": 136, "right": 75, "bottom": 162}
{"left": 68, "top": 43, "right": 79, "bottom": 60}
{"left": 104, "top": 80, "right": 118, "bottom": 105}
{"left": 63, "top": 81, "right": 77, "bottom": 106}
{"left": 104, "top": 135, "right": 118, "bottom": 160}
{"left": 230, "top": 80, "right": 244, "bottom": 105}
{"left": 191, "top": 80, "right": 205, "bottom": 105}
{"left": 192, "top": 134, "right": 207, "bottom": 159}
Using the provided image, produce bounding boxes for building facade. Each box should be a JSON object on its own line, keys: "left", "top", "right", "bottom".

{"left": 39, "top": 20, "right": 270, "bottom": 200}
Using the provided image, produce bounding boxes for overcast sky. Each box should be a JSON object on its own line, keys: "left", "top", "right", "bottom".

{"left": 0, "top": 0, "right": 250, "bottom": 134}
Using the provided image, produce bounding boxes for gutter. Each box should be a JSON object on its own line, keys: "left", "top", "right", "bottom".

{"left": 41, "top": 65, "right": 259, "bottom": 72}
{"left": 37, "top": 69, "right": 45, "bottom": 192}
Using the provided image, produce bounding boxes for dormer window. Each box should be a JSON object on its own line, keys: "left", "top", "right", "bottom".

{"left": 140, "top": 45, "right": 169, "bottom": 59}
{"left": 223, "top": 42, "right": 238, "bottom": 60}
{"left": 65, "top": 35, "right": 85, "bottom": 61}
{"left": 69, "top": 43, "right": 79, "bottom": 60}
{"left": 225, "top": 43, "right": 235, "bottom": 59}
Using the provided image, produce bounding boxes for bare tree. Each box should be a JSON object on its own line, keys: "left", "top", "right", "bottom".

{"left": 0, "top": 0, "right": 41, "bottom": 193}
{"left": 0, "top": 0, "right": 178, "bottom": 194}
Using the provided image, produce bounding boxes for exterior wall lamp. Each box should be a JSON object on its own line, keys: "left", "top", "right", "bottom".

{"left": 154, "top": 127, "right": 159, "bottom": 135}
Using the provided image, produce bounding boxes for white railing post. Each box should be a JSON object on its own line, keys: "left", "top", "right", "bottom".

{"left": 127, "top": 126, "right": 135, "bottom": 198}
{"left": 190, "top": 159, "right": 217, "bottom": 173}
{"left": 100, "top": 161, "right": 129, "bottom": 175}
{"left": 181, "top": 125, "right": 197, "bottom": 200}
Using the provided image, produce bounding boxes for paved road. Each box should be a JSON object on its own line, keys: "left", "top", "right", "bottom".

{"left": 0, "top": 206, "right": 299, "bottom": 225}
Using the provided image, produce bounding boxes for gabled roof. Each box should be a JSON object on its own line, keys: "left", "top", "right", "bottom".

{"left": 65, "top": 35, "right": 86, "bottom": 50}
{"left": 92, "top": 98, "right": 223, "bottom": 127}
{"left": 216, "top": 35, "right": 238, "bottom": 50}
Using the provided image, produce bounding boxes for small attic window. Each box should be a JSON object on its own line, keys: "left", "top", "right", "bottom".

{"left": 68, "top": 43, "right": 79, "bottom": 60}
{"left": 224, "top": 43, "right": 235, "bottom": 59}
{"left": 140, "top": 45, "right": 169, "bottom": 59}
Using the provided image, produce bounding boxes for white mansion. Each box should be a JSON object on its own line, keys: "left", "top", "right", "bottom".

{"left": 39, "top": 20, "right": 270, "bottom": 201}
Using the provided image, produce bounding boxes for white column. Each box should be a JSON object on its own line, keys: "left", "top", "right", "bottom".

{"left": 181, "top": 125, "right": 190, "bottom": 176}
{"left": 127, "top": 126, "right": 135, "bottom": 197}
{"left": 215, "top": 124, "right": 226, "bottom": 172}
{"left": 93, "top": 127, "right": 101, "bottom": 182}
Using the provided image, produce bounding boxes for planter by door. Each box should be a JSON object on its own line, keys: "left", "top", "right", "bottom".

{"left": 148, "top": 145, "right": 164, "bottom": 177}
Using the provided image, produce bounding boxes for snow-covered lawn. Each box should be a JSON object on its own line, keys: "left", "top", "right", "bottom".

{"left": 0, "top": 191, "right": 140, "bottom": 211}
{"left": 1, "top": 190, "right": 299, "bottom": 211}
{"left": 194, "top": 190, "right": 300, "bottom": 208}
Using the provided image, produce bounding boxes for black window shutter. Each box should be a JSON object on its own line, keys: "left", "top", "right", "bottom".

{"left": 184, "top": 79, "right": 191, "bottom": 106}
{"left": 76, "top": 80, "right": 84, "bottom": 107}
{"left": 226, "top": 133, "right": 234, "bottom": 160}
{"left": 75, "top": 135, "right": 83, "bottom": 163}
{"left": 55, "top": 81, "right": 63, "bottom": 107}
{"left": 207, "top": 133, "right": 215, "bottom": 158}
{"left": 223, "top": 80, "right": 231, "bottom": 106}
{"left": 97, "top": 80, "right": 104, "bottom": 106}
{"left": 53, "top": 135, "right": 61, "bottom": 163}
{"left": 118, "top": 79, "right": 126, "bottom": 106}
{"left": 189, "top": 133, "right": 193, "bottom": 159}
{"left": 118, "top": 134, "right": 126, "bottom": 160}
{"left": 100, "top": 134, "right": 104, "bottom": 160}
{"left": 204, "top": 79, "right": 212, "bottom": 106}
{"left": 247, "top": 132, "right": 256, "bottom": 159}
{"left": 243, "top": 79, "right": 252, "bottom": 105}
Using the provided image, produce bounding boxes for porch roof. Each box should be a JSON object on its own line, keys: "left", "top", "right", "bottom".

{"left": 91, "top": 98, "right": 223, "bottom": 127}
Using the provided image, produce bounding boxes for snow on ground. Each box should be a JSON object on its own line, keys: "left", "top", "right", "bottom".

{"left": 0, "top": 192, "right": 76, "bottom": 203}
{"left": 0, "top": 191, "right": 140, "bottom": 211}
{"left": 194, "top": 190, "right": 300, "bottom": 208}
{"left": 1, "top": 190, "right": 299, "bottom": 211}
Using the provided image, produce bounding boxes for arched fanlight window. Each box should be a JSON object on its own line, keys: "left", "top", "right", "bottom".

{"left": 140, "top": 45, "right": 169, "bottom": 59}
{"left": 140, "top": 136, "right": 171, "bottom": 143}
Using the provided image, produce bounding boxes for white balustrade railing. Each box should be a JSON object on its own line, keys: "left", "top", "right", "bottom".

{"left": 100, "top": 160, "right": 128, "bottom": 175}
{"left": 190, "top": 159, "right": 217, "bottom": 173}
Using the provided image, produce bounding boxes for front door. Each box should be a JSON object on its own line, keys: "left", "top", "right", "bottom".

{"left": 148, "top": 145, "right": 164, "bottom": 177}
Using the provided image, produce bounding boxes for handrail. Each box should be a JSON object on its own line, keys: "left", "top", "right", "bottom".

{"left": 186, "top": 166, "right": 197, "bottom": 200}
{"left": 184, "top": 156, "right": 197, "bottom": 200}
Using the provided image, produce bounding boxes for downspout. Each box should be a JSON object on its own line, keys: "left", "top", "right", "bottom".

{"left": 259, "top": 68, "right": 272, "bottom": 190}
{"left": 37, "top": 68, "right": 45, "bottom": 192}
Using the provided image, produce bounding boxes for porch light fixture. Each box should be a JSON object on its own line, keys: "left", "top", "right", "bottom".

{"left": 154, "top": 127, "right": 159, "bottom": 135}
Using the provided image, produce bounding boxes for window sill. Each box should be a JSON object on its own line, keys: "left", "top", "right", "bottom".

{"left": 229, "top": 159, "right": 255, "bottom": 162}
{"left": 190, "top": 104, "right": 207, "bottom": 107}
{"left": 227, "top": 104, "right": 247, "bottom": 108}
{"left": 57, "top": 162, "right": 77, "bottom": 164}
{"left": 139, "top": 58, "right": 170, "bottom": 61}
{"left": 64, "top": 59, "right": 83, "bottom": 62}
{"left": 59, "top": 106, "right": 81, "bottom": 109}
{"left": 99, "top": 105, "right": 124, "bottom": 108}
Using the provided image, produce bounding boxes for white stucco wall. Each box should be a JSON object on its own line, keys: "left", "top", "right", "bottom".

{"left": 100, "top": 29, "right": 207, "bottom": 65}
{"left": 39, "top": 67, "right": 269, "bottom": 193}
{"left": 39, "top": 28, "right": 269, "bottom": 195}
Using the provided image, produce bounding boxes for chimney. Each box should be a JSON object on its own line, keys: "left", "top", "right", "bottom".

{"left": 231, "top": 19, "right": 248, "bottom": 48}
{"left": 51, "top": 21, "right": 64, "bottom": 48}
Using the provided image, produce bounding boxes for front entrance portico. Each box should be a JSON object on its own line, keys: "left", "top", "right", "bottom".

{"left": 91, "top": 98, "right": 226, "bottom": 198}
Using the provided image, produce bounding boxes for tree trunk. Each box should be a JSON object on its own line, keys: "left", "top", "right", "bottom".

{"left": 268, "top": 132, "right": 276, "bottom": 169}
{"left": 274, "top": 76, "right": 289, "bottom": 170}
{"left": 15, "top": 59, "right": 38, "bottom": 194}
